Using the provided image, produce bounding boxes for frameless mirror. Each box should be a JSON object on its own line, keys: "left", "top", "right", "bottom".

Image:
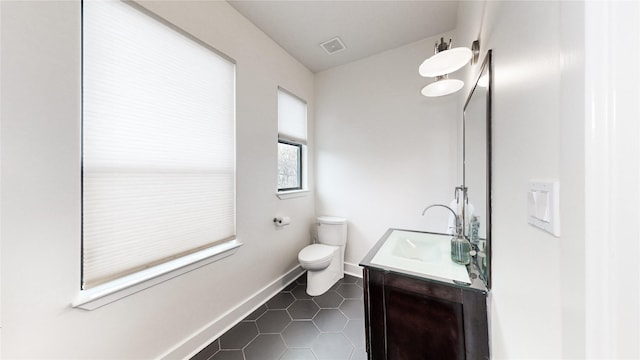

{"left": 463, "top": 50, "right": 492, "bottom": 288}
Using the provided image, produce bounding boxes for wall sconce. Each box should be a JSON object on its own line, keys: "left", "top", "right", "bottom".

{"left": 419, "top": 39, "right": 480, "bottom": 97}
{"left": 421, "top": 75, "right": 464, "bottom": 97}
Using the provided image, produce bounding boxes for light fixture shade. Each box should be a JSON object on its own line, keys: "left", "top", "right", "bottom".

{"left": 419, "top": 47, "right": 473, "bottom": 77}
{"left": 421, "top": 78, "right": 464, "bottom": 97}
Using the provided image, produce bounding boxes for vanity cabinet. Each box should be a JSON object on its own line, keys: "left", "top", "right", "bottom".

{"left": 360, "top": 229, "right": 489, "bottom": 360}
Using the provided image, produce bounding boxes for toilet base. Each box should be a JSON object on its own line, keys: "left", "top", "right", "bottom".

{"left": 305, "top": 257, "right": 344, "bottom": 296}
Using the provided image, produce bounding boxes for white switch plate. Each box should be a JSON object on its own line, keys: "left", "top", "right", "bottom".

{"left": 527, "top": 180, "right": 560, "bottom": 237}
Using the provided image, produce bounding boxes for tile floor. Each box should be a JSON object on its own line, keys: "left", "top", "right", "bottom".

{"left": 192, "top": 273, "right": 367, "bottom": 360}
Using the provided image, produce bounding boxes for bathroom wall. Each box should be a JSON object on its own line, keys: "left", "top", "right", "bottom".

{"left": 1, "top": 1, "right": 314, "bottom": 358}
{"left": 455, "top": 1, "right": 596, "bottom": 358}
{"left": 557, "top": 2, "right": 587, "bottom": 357}
{"left": 456, "top": 1, "right": 565, "bottom": 357}
{"left": 581, "top": 2, "right": 640, "bottom": 357}
{"left": 314, "top": 33, "right": 460, "bottom": 272}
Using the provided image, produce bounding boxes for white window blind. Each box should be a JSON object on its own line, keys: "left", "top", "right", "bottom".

{"left": 277, "top": 88, "right": 307, "bottom": 144}
{"left": 82, "top": 0, "right": 236, "bottom": 289}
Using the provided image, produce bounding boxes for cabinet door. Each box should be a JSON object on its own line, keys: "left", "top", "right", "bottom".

{"left": 364, "top": 269, "right": 386, "bottom": 359}
{"left": 363, "top": 269, "right": 485, "bottom": 360}
{"left": 385, "top": 286, "right": 465, "bottom": 360}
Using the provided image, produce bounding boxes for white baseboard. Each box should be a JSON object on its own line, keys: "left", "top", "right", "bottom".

{"left": 160, "top": 265, "right": 305, "bottom": 360}
{"left": 344, "top": 262, "right": 363, "bottom": 278}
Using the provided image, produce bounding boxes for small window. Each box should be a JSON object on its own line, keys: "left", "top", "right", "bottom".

{"left": 277, "top": 88, "right": 307, "bottom": 192}
{"left": 278, "top": 140, "right": 302, "bottom": 190}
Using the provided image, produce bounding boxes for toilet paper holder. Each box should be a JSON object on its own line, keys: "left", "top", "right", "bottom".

{"left": 273, "top": 216, "right": 291, "bottom": 226}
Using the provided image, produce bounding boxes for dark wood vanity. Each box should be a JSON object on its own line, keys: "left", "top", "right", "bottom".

{"left": 360, "top": 228, "right": 489, "bottom": 360}
{"left": 360, "top": 50, "right": 493, "bottom": 360}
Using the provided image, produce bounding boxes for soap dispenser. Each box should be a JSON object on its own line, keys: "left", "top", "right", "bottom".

{"left": 450, "top": 217, "right": 471, "bottom": 265}
{"left": 421, "top": 203, "right": 471, "bottom": 265}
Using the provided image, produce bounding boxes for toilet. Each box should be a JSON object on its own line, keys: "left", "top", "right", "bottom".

{"left": 298, "top": 216, "right": 347, "bottom": 296}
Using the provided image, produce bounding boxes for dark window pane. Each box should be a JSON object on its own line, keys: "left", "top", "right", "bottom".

{"left": 278, "top": 141, "right": 301, "bottom": 190}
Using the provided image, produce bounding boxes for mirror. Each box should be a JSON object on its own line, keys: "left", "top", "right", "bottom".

{"left": 463, "top": 50, "right": 492, "bottom": 288}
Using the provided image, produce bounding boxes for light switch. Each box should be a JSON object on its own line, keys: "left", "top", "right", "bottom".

{"left": 535, "top": 191, "right": 550, "bottom": 222}
{"left": 527, "top": 180, "right": 560, "bottom": 237}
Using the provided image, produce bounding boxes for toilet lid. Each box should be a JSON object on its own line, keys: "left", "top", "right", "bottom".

{"left": 317, "top": 216, "right": 346, "bottom": 225}
{"left": 299, "top": 244, "right": 336, "bottom": 263}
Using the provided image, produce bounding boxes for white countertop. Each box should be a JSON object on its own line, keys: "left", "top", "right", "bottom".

{"left": 370, "top": 229, "right": 471, "bottom": 284}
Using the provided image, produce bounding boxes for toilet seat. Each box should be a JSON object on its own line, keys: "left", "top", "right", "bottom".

{"left": 298, "top": 244, "right": 336, "bottom": 270}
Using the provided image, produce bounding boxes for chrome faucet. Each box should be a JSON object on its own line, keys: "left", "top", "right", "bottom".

{"left": 423, "top": 202, "right": 474, "bottom": 265}
{"left": 422, "top": 204, "right": 463, "bottom": 237}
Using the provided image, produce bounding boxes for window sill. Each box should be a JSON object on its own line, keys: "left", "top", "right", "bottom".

{"left": 72, "top": 239, "right": 243, "bottom": 310}
{"left": 277, "top": 189, "right": 310, "bottom": 200}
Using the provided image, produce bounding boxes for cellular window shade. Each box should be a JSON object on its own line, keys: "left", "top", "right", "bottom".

{"left": 82, "top": 1, "right": 236, "bottom": 289}
{"left": 278, "top": 89, "right": 307, "bottom": 144}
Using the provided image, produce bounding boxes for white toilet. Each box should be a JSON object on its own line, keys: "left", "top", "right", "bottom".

{"left": 298, "top": 216, "right": 347, "bottom": 296}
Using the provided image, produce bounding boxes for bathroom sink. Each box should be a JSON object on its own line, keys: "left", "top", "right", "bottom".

{"left": 391, "top": 236, "right": 442, "bottom": 263}
{"left": 370, "top": 229, "right": 470, "bottom": 284}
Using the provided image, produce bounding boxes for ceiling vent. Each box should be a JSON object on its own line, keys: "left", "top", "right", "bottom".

{"left": 320, "top": 37, "right": 346, "bottom": 55}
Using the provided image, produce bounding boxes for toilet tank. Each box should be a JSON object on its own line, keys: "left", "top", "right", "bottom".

{"left": 317, "top": 216, "right": 347, "bottom": 246}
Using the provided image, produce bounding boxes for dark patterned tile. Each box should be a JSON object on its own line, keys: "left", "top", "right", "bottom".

{"left": 283, "top": 280, "right": 298, "bottom": 292}
{"left": 311, "top": 333, "right": 354, "bottom": 360}
{"left": 267, "top": 292, "right": 295, "bottom": 309}
{"left": 193, "top": 275, "right": 366, "bottom": 360}
{"left": 340, "top": 299, "right": 364, "bottom": 320}
{"left": 291, "top": 284, "right": 312, "bottom": 300}
{"left": 244, "top": 334, "right": 287, "bottom": 360}
{"left": 350, "top": 347, "right": 367, "bottom": 360}
{"left": 341, "top": 274, "right": 358, "bottom": 284}
{"left": 282, "top": 321, "right": 320, "bottom": 348}
{"left": 343, "top": 319, "right": 365, "bottom": 347}
{"left": 219, "top": 321, "right": 258, "bottom": 350}
{"left": 245, "top": 304, "right": 268, "bottom": 320}
{"left": 211, "top": 350, "right": 243, "bottom": 360}
{"left": 280, "top": 348, "right": 318, "bottom": 360}
{"left": 313, "top": 290, "right": 343, "bottom": 309}
{"left": 287, "top": 299, "right": 320, "bottom": 320}
{"left": 191, "top": 338, "right": 220, "bottom": 360}
{"left": 296, "top": 274, "right": 307, "bottom": 285}
{"left": 336, "top": 283, "right": 363, "bottom": 299}
{"left": 257, "top": 309, "right": 292, "bottom": 333}
{"left": 313, "top": 309, "right": 348, "bottom": 332}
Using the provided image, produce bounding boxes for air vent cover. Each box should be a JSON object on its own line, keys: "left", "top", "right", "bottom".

{"left": 320, "top": 37, "right": 346, "bottom": 55}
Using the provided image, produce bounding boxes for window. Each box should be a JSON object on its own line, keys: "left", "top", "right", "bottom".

{"left": 278, "top": 140, "right": 302, "bottom": 190}
{"left": 277, "top": 88, "right": 307, "bottom": 192}
{"left": 82, "top": 1, "right": 236, "bottom": 290}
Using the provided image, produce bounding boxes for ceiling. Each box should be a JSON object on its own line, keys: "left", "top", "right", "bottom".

{"left": 227, "top": 1, "right": 460, "bottom": 73}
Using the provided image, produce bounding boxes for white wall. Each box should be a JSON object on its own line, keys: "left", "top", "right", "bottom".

{"left": 558, "top": 2, "right": 586, "bottom": 357}
{"left": 583, "top": 1, "right": 640, "bottom": 358}
{"left": 457, "top": 0, "right": 640, "bottom": 358}
{"left": 0, "top": 1, "right": 314, "bottom": 358}
{"left": 456, "top": 1, "right": 565, "bottom": 358}
{"left": 314, "top": 34, "right": 460, "bottom": 270}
